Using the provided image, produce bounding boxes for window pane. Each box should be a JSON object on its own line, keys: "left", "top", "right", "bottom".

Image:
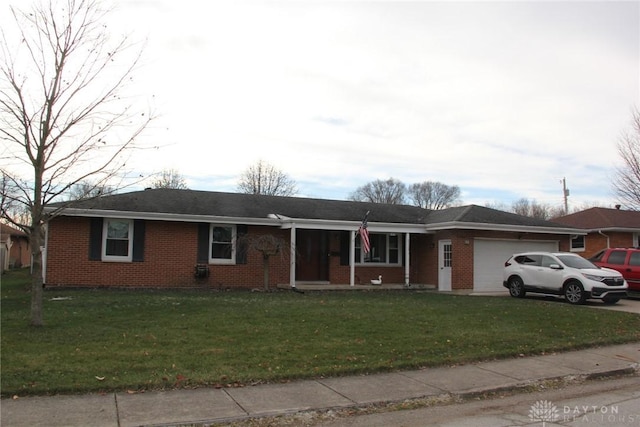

{"left": 365, "top": 234, "right": 386, "bottom": 263}
{"left": 211, "top": 243, "right": 232, "bottom": 259}
{"left": 211, "top": 226, "right": 233, "bottom": 260}
{"left": 608, "top": 251, "right": 626, "bottom": 265}
{"left": 107, "top": 221, "right": 129, "bottom": 239}
{"left": 213, "top": 227, "right": 232, "bottom": 243}
{"left": 630, "top": 252, "right": 640, "bottom": 266}
{"left": 571, "top": 236, "right": 585, "bottom": 250}
{"left": 443, "top": 243, "right": 452, "bottom": 267}
{"left": 104, "top": 219, "right": 131, "bottom": 258}
{"left": 106, "top": 239, "right": 129, "bottom": 256}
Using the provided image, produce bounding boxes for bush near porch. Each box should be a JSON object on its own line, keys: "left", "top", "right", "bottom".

{"left": 2, "top": 269, "right": 639, "bottom": 396}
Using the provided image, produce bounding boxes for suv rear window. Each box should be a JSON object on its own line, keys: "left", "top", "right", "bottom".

{"left": 515, "top": 255, "right": 541, "bottom": 266}
{"left": 607, "top": 250, "right": 627, "bottom": 265}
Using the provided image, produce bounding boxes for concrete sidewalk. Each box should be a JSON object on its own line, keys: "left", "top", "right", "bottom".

{"left": 2, "top": 343, "right": 639, "bottom": 427}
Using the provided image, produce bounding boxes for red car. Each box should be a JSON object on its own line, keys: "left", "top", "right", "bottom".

{"left": 590, "top": 248, "right": 640, "bottom": 292}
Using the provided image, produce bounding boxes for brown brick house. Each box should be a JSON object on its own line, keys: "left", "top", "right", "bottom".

{"left": 553, "top": 207, "right": 640, "bottom": 258}
{"left": 1, "top": 223, "right": 31, "bottom": 271}
{"left": 44, "top": 189, "right": 582, "bottom": 292}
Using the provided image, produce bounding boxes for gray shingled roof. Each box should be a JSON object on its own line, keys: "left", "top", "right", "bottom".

{"left": 61, "top": 188, "right": 429, "bottom": 224}
{"left": 57, "top": 189, "right": 570, "bottom": 230}
{"left": 425, "top": 205, "right": 568, "bottom": 228}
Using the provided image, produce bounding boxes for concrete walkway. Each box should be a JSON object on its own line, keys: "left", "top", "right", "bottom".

{"left": 2, "top": 343, "right": 639, "bottom": 427}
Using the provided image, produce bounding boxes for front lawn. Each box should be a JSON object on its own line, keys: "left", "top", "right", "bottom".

{"left": 2, "top": 269, "right": 639, "bottom": 396}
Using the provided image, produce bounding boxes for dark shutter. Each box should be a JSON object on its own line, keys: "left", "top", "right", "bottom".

{"left": 132, "top": 220, "right": 145, "bottom": 262}
{"left": 340, "top": 231, "right": 350, "bottom": 266}
{"left": 197, "top": 223, "right": 209, "bottom": 263}
{"left": 236, "top": 225, "right": 248, "bottom": 265}
{"left": 88, "top": 217, "right": 103, "bottom": 261}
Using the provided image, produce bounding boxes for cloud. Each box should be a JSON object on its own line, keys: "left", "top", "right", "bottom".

{"left": 108, "top": 0, "right": 638, "bottom": 209}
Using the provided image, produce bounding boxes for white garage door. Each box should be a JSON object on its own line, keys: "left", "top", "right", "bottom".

{"left": 473, "top": 239, "right": 558, "bottom": 292}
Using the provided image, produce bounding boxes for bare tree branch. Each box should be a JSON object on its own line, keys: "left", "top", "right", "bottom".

{"left": 349, "top": 178, "right": 406, "bottom": 204}
{"left": 613, "top": 108, "right": 640, "bottom": 210}
{"left": 237, "top": 159, "right": 297, "bottom": 196}
{"left": 0, "top": 0, "right": 154, "bottom": 326}
{"left": 408, "top": 181, "right": 460, "bottom": 210}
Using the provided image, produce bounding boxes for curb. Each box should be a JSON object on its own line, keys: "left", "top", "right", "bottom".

{"left": 188, "top": 367, "right": 640, "bottom": 427}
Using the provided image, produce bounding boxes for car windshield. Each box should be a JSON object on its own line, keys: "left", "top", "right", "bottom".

{"left": 556, "top": 255, "right": 598, "bottom": 270}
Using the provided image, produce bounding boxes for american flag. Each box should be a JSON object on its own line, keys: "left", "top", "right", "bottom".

{"left": 359, "top": 211, "right": 371, "bottom": 254}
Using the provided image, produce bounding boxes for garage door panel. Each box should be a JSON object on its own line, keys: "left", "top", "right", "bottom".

{"left": 473, "top": 240, "right": 558, "bottom": 292}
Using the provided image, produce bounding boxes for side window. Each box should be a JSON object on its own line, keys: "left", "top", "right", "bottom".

{"left": 102, "top": 219, "right": 133, "bottom": 262}
{"left": 628, "top": 252, "right": 640, "bottom": 266}
{"left": 210, "top": 225, "right": 236, "bottom": 264}
{"left": 590, "top": 250, "right": 605, "bottom": 262}
{"left": 570, "top": 235, "right": 585, "bottom": 252}
{"left": 516, "top": 255, "right": 541, "bottom": 266}
{"left": 607, "top": 250, "right": 627, "bottom": 265}
{"left": 541, "top": 256, "right": 556, "bottom": 268}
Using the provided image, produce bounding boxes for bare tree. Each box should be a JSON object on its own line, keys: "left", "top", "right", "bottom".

{"left": 0, "top": 0, "right": 152, "bottom": 326}
{"left": 613, "top": 108, "right": 640, "bottom": 210}
{"left": 151, "top": 168, "right": 188, "bottom": 189}
{"left": 350, "top": 178, "right": 406, "bottom": 204}
{"left": 67, "top": 181, "right": 115, "bottom": 200}
{"left": 408, "top": 181, "right": 460, "bottom": 209}
{"left": 237, "top": 160, "right": 297, "bottom": 196}
{"left": 238, "top": 233, "right": 289, "bottom": 290}
{"left": 511, "top": 198, "right": 560, "bottom": 220}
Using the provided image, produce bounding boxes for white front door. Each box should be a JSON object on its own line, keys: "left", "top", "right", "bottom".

{"left": 438, "top": 239, "right": 452, "bottom": 291}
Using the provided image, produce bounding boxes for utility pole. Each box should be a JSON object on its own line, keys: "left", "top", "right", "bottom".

{"left": 562, "top": 177, "right": 570, "bottom": 214}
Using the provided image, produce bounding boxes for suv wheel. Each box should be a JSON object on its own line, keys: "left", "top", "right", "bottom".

{"left": 508, "top": 276, "right": 526, "bottom": 298}
{"left": 564, "top": 281, "right": 586, "bottom": 305}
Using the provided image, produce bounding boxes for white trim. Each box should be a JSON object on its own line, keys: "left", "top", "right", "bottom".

{"left": 289, "top": 226, "right": 296, "bottom": 287}
{"left": 209, "top": 224, "right": 236, "bottom": 264}
{"left": 404, "top": 232, "right": 410, "bottom": 286}
{"left": 426, "top": 221, "right": 584, "bottom": 235}
{"left": 102, "top": 219, "right": 134, "bottom": 262}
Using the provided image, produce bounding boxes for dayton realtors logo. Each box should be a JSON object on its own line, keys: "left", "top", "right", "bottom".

{"left": 529, "top": 400, "right": 560, "bottom": 426}
{"left": 529, "top": 399, "right": 637, "bottom": 425}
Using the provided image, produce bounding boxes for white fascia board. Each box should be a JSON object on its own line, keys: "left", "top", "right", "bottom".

{"left": 588, "top": 227, "right": 640, "bottom": 233}
{"left": 51, "top": 208, "right": 431, "bottom": 232}
{"left": 274, "top": 217, "right": 430, "bottom": 233}
{"left": 52, "top": 208, "right": 282, "bottom": 226}
{"left": 426, "top": 221, "right": 587, "bottom": 235}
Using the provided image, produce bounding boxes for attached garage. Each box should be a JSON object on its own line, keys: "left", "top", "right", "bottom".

{"left": 472, "top": 239, "right": 559, "bottom": 292}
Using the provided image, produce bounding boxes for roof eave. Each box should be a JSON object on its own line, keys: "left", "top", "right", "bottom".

{"left": 425, "top": 221, "right": 586, "bottom": 235}
{"left": 51, "top": 208, "right": 431, "bottom": 233}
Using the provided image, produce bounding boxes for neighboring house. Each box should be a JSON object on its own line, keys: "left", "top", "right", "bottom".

{"left": 1, "top": 223, "right": 31, "bottom": 272}
{"left": 553, "top": 207, "right": 640, "bottom": 258}
{"left": 43, "top": 189, "right": 582, "bottom": 292}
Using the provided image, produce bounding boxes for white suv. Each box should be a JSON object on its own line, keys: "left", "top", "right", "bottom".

{"left": 503, "top": 252, "right": 628, "bottom": 305}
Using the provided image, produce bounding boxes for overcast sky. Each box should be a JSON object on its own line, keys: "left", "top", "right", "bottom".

{"left": 110, "top": 0, "right": 638, "bottom": 209}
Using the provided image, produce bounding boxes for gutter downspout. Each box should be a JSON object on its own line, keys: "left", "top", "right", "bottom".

{"left": 598, "top": 230, "right": 610, "bottom": 248}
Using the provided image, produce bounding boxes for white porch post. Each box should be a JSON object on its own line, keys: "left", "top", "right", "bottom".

{"left": 290, "top": 225, "right": 296, "bottom": 288}
{"left": 404, "top": 232, "right": 410, "bottom": 286}
{"left": 350, "top": 230, "right": 356, "bottom": 286}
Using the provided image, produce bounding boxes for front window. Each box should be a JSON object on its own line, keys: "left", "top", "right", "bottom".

{"left": 355, "top": 233, "right": 401, "bottom": 264}
{"left": 570, "top": 235, "right": 585, "bottom": 252}
{"left": 102, "top": 219, "right": 133, "bottom": 261}
{"left": 210, "top": 225, "right": 236, "bottom": 264}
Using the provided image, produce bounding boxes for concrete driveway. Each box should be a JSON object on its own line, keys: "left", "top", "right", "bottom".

{"left": 472, "top": 291, "right": 640, "bottom": 314}
{"left": 588, "top": 294, "right": 640, "bottom": 314}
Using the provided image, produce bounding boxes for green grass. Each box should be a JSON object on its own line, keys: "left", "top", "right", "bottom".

{"left": 2, "top": 268, "right": 639, "bottom": 397}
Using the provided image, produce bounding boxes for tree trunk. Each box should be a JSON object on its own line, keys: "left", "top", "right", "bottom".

{"left": 30, "top": 223, "right": 44, "bottom": 327}
{"left": 263, "top": 254, "right": 270, "bottom": 291}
